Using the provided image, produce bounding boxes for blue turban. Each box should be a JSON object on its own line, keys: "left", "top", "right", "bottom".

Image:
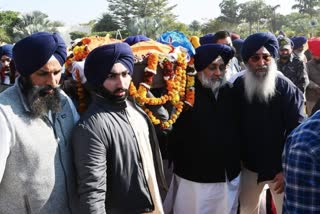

{"left": 291, "top": 36, "right": 307, "bottom": 49}
{"left": 194, "top": 44, "right": 235, "bottom": 72}
{"left": 241, "top": 32, "right": 279, "bottom": 63}
{"left": 199, "top": 33, "right": 215, "bottom": 45}
{"left": 0, "top": 44, "right": 13, "bottom": 58}
{"left": 13, "top": 32, "right": 66, "bottom": 76}
{"left": 84, "top": 43, "right": 134, "bottom": 86}
{"left": 123, "top": 35, "right": 150, "bottom": 46}
{"left": 232, "top": 39, "right": 244, "bottom": 53}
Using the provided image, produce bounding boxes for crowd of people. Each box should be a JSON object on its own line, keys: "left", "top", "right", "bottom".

{"left": 0, "top": 29, "right": 320, "bottom": 214}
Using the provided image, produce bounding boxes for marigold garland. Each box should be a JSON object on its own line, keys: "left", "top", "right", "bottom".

{"left": 129, "top": 51, "right": 196, "bottom": 129}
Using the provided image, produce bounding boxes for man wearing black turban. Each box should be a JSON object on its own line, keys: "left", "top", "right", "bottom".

{"left": 72, "top": 43, "right": 168, "bottom": 214}
{"left": 231, "top": 32, "right": 306, "bottom": 214}
{"left": 0, "top": 32, "right": 80, "bottom": 213}
{"left": 165, "top": 44, "right": 241, "bottom": 214}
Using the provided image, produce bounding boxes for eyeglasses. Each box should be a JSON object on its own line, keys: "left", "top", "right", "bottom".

{"left": 207, "top": 63, "right": 227, "bottom": 72}
{"left": 249, "top": 54, "right": 272, "bottom": 62}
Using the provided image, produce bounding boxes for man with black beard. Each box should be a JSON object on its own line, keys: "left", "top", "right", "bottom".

{"left": 276, "top": 36, "right": 309, "bottom": 94}
{"left": 165, "top": 44, "right": 241, "bottom": 214}
{"left": 305, "top": 37, "right": 320, "bottom": 115}
{"left": 0, "top": 44, "right": 14, "bottom": 91}
{"left": 232, "top": 32, "right": 306, "bottom": 214}
{"left": 0, "top": 32, "right": 80, "bottom": 213}
{"left": 72, "top": 43, "right": 168, "bottom": 214}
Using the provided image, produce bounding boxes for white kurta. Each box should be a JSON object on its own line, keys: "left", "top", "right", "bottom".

{"left": 164, "top": 174, "right": 240, "bottom": 214}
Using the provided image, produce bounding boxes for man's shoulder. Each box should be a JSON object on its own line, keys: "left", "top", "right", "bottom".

{"left": 276, "top": 73, "right": 299, "bottom": 90}
{"left": 77, "top": 102, "right": 113, "bottom": 128}
{"left": 0, "top": 84, "right": 19, "bottom": 105}
{"left": 289, "top": 113, "right": 320, "bottom": 149}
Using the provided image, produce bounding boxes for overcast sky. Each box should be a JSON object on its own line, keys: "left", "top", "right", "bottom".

{"left": 1, "top": 0, "right": 296, "bottom": 25}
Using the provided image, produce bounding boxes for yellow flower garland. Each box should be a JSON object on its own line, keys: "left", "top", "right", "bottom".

{"left": 129, "top": 51, "right": 196, "bottom": 129}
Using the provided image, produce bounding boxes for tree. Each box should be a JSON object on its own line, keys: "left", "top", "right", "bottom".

{"left": 0, "top": 10, "right": 20, "bottom": 43}
{"left": 69, "top": 31, "right": 89, "bottom": 40}
{"left": 238, "top": 0, "right": 273, "bottom": 34}
{"left": 189, "top": 20, "right": 202, "bottom": 35}
{"left": 201, "top": 19, "right": 228, "bottom": 34}
{"left": 106, "top": 0, "right": 177, "bottom": 36}
{"left": 218, "top": 0, "right": 240, "bottom": 25}
{"left": 292, "top": 0, "right": 320, "bottom": 17}
{"left": 92, "top": 12, "right": 120, "bottom": 32}
{"left": 13, "top": 11, "right": 64, "bottom": 41}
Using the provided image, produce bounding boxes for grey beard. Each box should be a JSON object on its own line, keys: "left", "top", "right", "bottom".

{"left": 23, "top": 79, "right": 61, "bottom": 118}
{"left": 197, "top": 72, "right": 226, "bottom": 95}
{"left": 244, "top": 59, "right": 277, "bottom": 104}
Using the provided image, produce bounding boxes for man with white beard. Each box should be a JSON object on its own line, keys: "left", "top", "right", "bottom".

{"left": 232, "top": 32, "right": 306, "bottom": 214}
{"left": 165, "top": 44, "right": 241, "bottom": 214}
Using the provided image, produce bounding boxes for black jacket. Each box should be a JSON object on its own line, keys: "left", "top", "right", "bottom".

{"left": 72, "top": 95, "right": 167, "bottom": 214}
{"left": 168, "top": 79, "right": 241, "bottom": 183}
{"left": 233, "top": 74, "right": 306, "bottom": 182}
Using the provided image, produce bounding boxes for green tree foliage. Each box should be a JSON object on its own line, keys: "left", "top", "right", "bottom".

{"left": 13, "top": 11, "right": 64, "bottom": 41}
{"left": 189, "top": 20, "right": 202, "bottom": 35}
{"left": 0, "top": 10, "right": 20, "bottom": 43}
{"left": 69, "top": 31, "right": 88, "bottom": 40}
{"left": 238, "top": 0, "right": 273, "bottom": 34}
{"left": 292, "top": 0, "right": 320, "bottom": 17}
{"left": 201, "top": 19, "right": 229, "bottom": 34}
{"left": 218, "top": 0, "right": 240, "bottom": 25}
{"left": 92, "top": 13, "right": 120, "bottom": 32}
{"left": 106, "top": 0, "right": 177, "bottom": 37}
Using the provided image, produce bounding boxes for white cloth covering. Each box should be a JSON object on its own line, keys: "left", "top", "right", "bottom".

{"left": 164, "top": 173, "right": 240, "bottom": 214}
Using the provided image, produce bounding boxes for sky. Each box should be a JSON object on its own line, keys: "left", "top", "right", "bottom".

{"left": 1, "top": 0, "right": 296, "bottom": 26}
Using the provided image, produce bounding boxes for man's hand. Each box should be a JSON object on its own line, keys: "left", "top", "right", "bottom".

{"left": 271, "top": 172, "right": 284, "bottom": 194}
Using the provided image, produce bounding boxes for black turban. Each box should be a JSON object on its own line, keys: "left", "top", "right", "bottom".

{"left": 84, "top": 43, "right": 134, "bottom": 86}
{"left": 13, "top": 32, "right": 66, "bottom": 76}
{"left": 194, "top": 44, "right": 235, "bottom": 72}
{"left": 241, "top": 32, "right": 279, "bottom": 63}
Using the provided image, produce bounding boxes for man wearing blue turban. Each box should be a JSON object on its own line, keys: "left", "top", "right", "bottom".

{"left": 291, "top": 36, "right": 308, "bottom": 62}
{"left": 0, "top": 44, "right": 14, "bottom": 85}
{"left": 72, "top": 43, "right": 168, "bottom": 214}
{"left": 231, "top": 32, "right": 306, "bottom": 214}
{"left": 165, "top": 44, "right": 241, "bottom": 214}
{"left": 200, "top": 31, "right": 242, "bottom": 81}
{"left": 276, "top": 36, "right": 309, "bottom": 94}
{"left": 0, "top": 32, "right": 80, "bottom": 213}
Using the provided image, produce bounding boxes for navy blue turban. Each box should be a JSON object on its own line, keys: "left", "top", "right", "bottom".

{"left": 13, "top": 32, "right": 66, "bottom": 76}
{"left": 241, "top": 32, "right": 279, "bottom": 63}
{"left": 199, "top": 33, "right": 215, "bottom": 45}
{"left": 232, "top": 39, "right": 244, "bottom": 53}
{"left": 123, "top": 35, "right": 150, "bottom": 46}
{"left": 291, "top": 36, "right": 307, "bottom": 49}
{"left": 0, "top": 44, "right": 13, "bottom": 58}
{"left": 194, "top": 44, "right": 235, "bottom": 72}
{"left": 84, "top": 42, "right": 134, "bottom": 86}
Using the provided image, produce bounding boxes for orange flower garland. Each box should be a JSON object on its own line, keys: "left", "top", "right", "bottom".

{"left": 129, "top": 51, "right": 195, "bottom": 129}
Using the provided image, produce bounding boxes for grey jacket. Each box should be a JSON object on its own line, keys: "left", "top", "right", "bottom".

{"left": 72, "top": 94, "right": 167, "bottom": 214}
{"left": 0, "top": 81, "right": 79, "bottom": 214}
